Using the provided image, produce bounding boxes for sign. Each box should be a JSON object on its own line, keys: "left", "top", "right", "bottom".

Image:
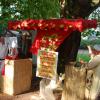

{"left": 36, "top": 49, "right": 58, "bottom": 80}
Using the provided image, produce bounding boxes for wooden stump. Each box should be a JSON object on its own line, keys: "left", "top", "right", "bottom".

{"left": 61, "top": 62, "right": 86, "bottom": 100}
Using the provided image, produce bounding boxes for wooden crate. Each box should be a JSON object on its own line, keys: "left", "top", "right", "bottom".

{"left": 0, "top": 59, "right": 32, "bottom": 95}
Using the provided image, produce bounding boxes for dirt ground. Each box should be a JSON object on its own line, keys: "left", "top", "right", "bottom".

{"left": 0, "top": 77, "right": 62, "bottom": 100}
{"left": 0, "top": 91, "right": 62, "bottom": 100}
{"left": 1, "top": 71, "right": 100, "bottom": 100}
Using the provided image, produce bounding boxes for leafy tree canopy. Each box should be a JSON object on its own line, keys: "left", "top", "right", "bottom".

{"left": 0, "top": 0, "right": 60, "bottom": 32}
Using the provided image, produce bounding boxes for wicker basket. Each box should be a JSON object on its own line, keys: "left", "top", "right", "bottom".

{"left": 0, "top": 59, "right": 32, "bottom": 95}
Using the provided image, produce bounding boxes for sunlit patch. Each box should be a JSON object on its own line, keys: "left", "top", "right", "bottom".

{"left": 31, "top": 95, "right": 42, "bottom": 100}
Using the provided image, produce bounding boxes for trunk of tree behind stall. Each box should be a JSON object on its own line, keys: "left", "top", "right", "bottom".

{"left": 59, "top": 0, "right": 100, "bottom": 100}
{"left": 61, "top": 62, "right": 86, "bottom": 100}
{"left": 57, "top": 30, "right": 82, "bottom": 99}
{"left": 57, "top": 31, "right": 81, "bottom": 75}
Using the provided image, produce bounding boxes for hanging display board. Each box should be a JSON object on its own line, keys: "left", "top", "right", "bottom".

{"left": 36, "top": 49, "right": 58, "bottom": 80}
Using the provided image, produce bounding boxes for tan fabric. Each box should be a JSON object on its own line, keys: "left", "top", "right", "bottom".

{"left": 88, "top": 55, "right": 100, "bottom": 100}
{"left": 88, "top": 55, "right": 100, "bottom": 69}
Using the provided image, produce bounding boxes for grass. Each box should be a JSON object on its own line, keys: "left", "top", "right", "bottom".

{"left": 77, "top": 54, "right": 90, "bottom": 62}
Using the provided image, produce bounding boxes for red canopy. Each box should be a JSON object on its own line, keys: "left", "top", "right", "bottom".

{"left": 8, "top": 19, "right": 97, "bottom": 31}
{"left": 8, "top": 19, "right": 97, "bottom": 55}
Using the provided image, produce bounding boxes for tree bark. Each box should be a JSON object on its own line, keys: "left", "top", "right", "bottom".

{"left": 59, "top": 0, "right": 100, "bottom": 18}
{"left": 61, "top": 62, "right": 86, "bottom": 100}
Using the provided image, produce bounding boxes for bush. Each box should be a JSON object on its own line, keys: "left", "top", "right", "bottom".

{"left": 77, "top": 54, "right": 90, "bottom": 62}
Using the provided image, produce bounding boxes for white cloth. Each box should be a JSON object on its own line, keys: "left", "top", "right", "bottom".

{"left": 40, "top": 79, "right": 55, "bottom": 100}
{"left": 0, "top": 60, "right": 4, "bottom": 74}
{"left": 0, "top": 43, "right": 8, "bottom": 59}
{"left": 5, "top": 37, "right": 18, "bottom": 48}
{"left": 5, "top": 37, "right": 18, "bottom": 58}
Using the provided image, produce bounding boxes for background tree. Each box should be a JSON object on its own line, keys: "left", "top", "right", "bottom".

{"left": 0, "top": 0, "right": 60, "bottom": 33}
{"left": 59, "top": 0, "right": 100, "bottom": 100}
{"left": 57, "top": 0, "right": 100, "bottom": 73}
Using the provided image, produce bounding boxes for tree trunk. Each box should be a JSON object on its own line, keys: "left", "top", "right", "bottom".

{"left": 61, "top": 62, "right": 86, "bottom": 100}
{"left": 57, "top": 31, "right": 81, "bottom": 74}
{"left": 59, "top": 0, "right": 100, "bottom": 18}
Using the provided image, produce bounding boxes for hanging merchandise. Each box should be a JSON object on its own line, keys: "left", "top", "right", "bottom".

{"left": 0, "top": 43, "right": 8, "bottom": 59}
{"left": 5, "top": 37, "right": 18, "bottom": 59}
{"left": 20, "top": 32, "right": 32, "bottom": 58}
{"left": 0, "top": 37, "right": 8, "bottom": 59}
{"left": 5, "top": 37, "right": 18, "bottom": 48}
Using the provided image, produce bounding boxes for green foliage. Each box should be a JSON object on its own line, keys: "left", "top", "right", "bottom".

{"left": 82, "top": 7, "right": 100, "bottom": 37}
{"left": 0, "top": 0, "right": 60, "bottom": 33}
{"left": 77, "top": 54, "right": 90, "bottom": 62}
{"left": 0, "top": 0, "right": 60, "bottom": 19}
{"left": 28, "top": 0, "right": 60, "bottom": 19}
{"left": 82, "top": 29, "right": 96, "bottom": 37}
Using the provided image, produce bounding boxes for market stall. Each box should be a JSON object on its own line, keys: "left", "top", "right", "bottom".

{"left": 8, "top": 19, "right": 97, "bottom": 55}
{"left": 8, "top": 18, "right": 97, "bottom": 79}
{"left": 0, "top": 18, "right": 97, "bottom": 98}
{"left": 0, "top": 30, "right": 32, "bottom": 95}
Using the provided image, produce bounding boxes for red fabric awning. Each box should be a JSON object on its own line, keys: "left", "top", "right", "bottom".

{"left": 8, "top": 19, "right": 97, "bottom": 32}
{"left": 8, "top": 19, "right": 97, "bottom": 55}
